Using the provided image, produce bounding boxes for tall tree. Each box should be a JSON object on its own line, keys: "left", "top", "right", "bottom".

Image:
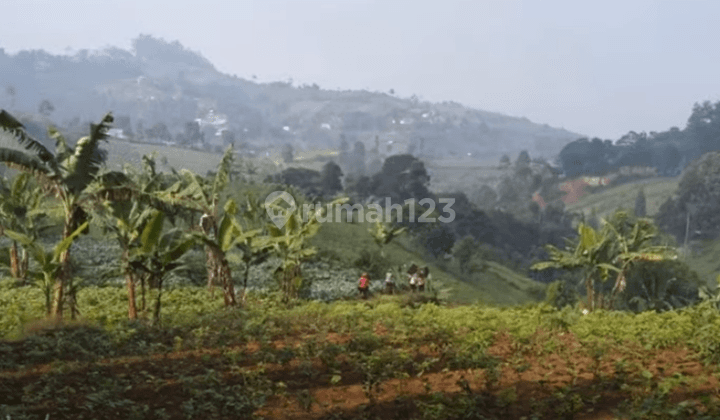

{"left": 320, "top": 161, "right": 343, "bottom": 197}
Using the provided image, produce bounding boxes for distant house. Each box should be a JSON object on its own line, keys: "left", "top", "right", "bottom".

{"left": 107, "top": 128, "right": 127, "bottom": 139}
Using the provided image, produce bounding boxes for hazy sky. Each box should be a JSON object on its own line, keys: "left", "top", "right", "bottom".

{"left": 4, "top": 0, "right": 720, "bottom": 139}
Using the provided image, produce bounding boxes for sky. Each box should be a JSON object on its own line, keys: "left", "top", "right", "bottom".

{"left": 4, "top": 0, "right": 720, "bottom": 139}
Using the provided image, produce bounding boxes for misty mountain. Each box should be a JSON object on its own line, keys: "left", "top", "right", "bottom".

{"left": 0, "top": 35, "right": 581, "bottom": 160}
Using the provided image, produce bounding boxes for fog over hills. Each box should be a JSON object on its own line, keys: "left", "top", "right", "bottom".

{"left": 0, "top": 35, "right": 581, "bottom": 161}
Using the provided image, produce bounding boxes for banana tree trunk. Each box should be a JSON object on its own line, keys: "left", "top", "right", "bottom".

{"left": 20, "top": 248, "right": 28, "bottom": 282}
{"left": 9, "top": 241, "right": 19, "bottom": 279}
{"left": 585, "top": 275, "right": 594, "bottom": 312}
{"left": 122, "top": 249, "right": 137, "bottom": 320}
{"left": 218, "top": 256, "right": 236, "bottom": 306}
{"left": 152, "top": 275, "right": 163, "bottom": 326}
{"left": 51, "top": 214, "right": 74, "bottom": 320}
{"left": 205, "top": 245, "right": 217, "bottom": 298}
{"left": 241, "top": 260, "right": 250, "bottom": 304}
{"left": 140, "top": 273, "right": 147, "bottom": 313}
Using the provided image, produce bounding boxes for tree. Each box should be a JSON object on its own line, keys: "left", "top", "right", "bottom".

{"left": 263, "top": 195, "right": 347, "bottom": 301}
{"left": 453, "top": 236, "right": 476, "bottom": 273}
{"left": 532, "top": 211, "right": 676, "bottom": 311}
{"left": 419, "top": 224, "right": 455, "bottom": 259}
{"left": 5, "top": 86, "right": 15, "bottom": 109}
{"left": 3, "top": 221, "right": 89, "bottom": 315}
{"left": 145, "top": 122, "right": 172, "bottom": 142}
{"left": 634, "top": 187, "right": 646, "bottom": 217}
{"left": 156, "top": 146, "right": 253, "bottom": 306}
{"left": 129, "top": 210, "right": 195, "bottom": 325}
{"left": 0, "top": 173, "right": 51, "bottom": 283}
{"left": 319, "top": 161, "right": 343, "bottom": 197}
{"left": 686, "top": 101, "right": 720, "bottom": 156}
{"left": 281, "top": 143, "right": 294, "bottom": 163}
{"left": 368, "top": 154, "right": 431, "bottom": 202}
{"left": 38, "top": 100, "right": 55, "bottom": 117}
{"left": 656, "top": 151, "right": 720, "bottom": 241}
{"left": 90, "top": 154, "right": 175, "bottom": 320}
{"left": 0, "top": 109, "right": 126, "bottom": 319}
{"left": 350, "top": 141, "right": 366, "bottom": 176}
{"left": 368, "top": 221, "right": 406, "bottom": 257}
{"left": 515, "top": 150, "right": 531, "bottom": 169}
{"left": 499, "top": 154, "right": 511, "bottom": 168}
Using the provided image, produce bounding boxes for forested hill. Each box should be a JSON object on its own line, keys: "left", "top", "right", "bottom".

{"left": 0, "top": 35, "right": 580, "bottom": 160}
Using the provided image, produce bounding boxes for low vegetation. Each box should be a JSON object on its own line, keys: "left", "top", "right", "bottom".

{"left": 3, "top": 108, "right": 720, "bottom": 419}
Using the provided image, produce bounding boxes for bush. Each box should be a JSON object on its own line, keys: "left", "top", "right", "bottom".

{"left": 353, "top": 249, "right": 389, "bottom": 281}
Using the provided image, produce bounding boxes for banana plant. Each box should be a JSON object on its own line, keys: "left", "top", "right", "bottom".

{"left": 262, "top": 196, "right": 347, "bottom": 301}
{"left": 2, "top": 221, "right": 88, "bottom": 316}
{"left": 129, "top": 210, "right": 195, "bottom": 325}
{"left": 0, "top": 172, "right": 53, "bottom": 282}
{"left": 0, "top": 110, "right": 126, "bottom": 319}
{"left": 88, "top": 154, "right": 177, "bottom": 320}
{"left": 368, "top": 221, "right": 406, "bottom": 257}
{"left": 189, "top": 198, "right": 264, "bottom": 306}
{"left": 152, "top": 145, "right": 255, "bottom": 307}
{"left": 532, "top": 210, "right": 676, "bottom": 311}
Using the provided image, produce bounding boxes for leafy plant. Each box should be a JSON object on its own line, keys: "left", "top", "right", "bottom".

{"left": 129, "top": 210, "right": 195, "bottom": 325}
{"left": 263, "top": 194, "right": 348, "bottom": 301}
{"left": 3, "top": 221, "right": 89, "bottom": 315}
{"left": 532, "top": 210, "right": 677, "bottom": 311}
{"left": 0, "top": 110, "right": 127, "bottom": 319}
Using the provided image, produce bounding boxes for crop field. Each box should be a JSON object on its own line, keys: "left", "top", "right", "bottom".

{"left": 3, "top": 287, "right": 720, "bottom": 419}
{"left": 103, "top": 140, "right": 283, "bottom": 179}
{"left": 565, "top": 177, "right": 680, "bottom": 220}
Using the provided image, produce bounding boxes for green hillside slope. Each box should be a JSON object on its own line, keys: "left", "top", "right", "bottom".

{"left": 565, "top": 177, "right": 679, "bottom": 219}
{"left": 310, "top": 218, "right": 546, "bottom": 306}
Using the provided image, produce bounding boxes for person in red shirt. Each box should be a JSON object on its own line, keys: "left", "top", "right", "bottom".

{"left": 358, "top": 272, "right": 370, "bottom": 299}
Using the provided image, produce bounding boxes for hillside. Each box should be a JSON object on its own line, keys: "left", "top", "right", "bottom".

{"left": 308, "top": 219, "right": 546, "bottom": 306}
{"left": 564, "top": 177, "right": 680, "bottom": 220}
{"left": 0, "top": 35, "right": 581, "bottom": 162}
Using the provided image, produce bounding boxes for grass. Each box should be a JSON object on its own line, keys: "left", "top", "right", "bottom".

{"left": 103, "top": 139, "right": 282, "bottom": 178}
{"left": 309, "top": 214, "right": 546, "bottom": 306}
{"left": 684, "top": 238, "right": 720, "bottom": 287}
{"left": 565, "top": 176, "right": 680, "bottom": 219}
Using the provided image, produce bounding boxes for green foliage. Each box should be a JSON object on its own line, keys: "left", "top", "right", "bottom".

{"left": 453, "top": 236, "right": 476, "bottom": 273}
{"left": 533, "top": 210, "right": 678, "bottom": 311}
{"left": 0, "top": 110, "right": 129, "bottom": 318}
{"left": 353, "top": 248, "right": 389, "bottom": 281}
{"left": 656, "top": 151, "right": 720, "bottom": 242}
{"left": 3, "top": 221, "right": 89, "bottom": 313}
{"left": 263, "top": 194, "right": 348, "bottom": 301}
{"left": 544, "top": 278, "right": 579, "bottom": 309}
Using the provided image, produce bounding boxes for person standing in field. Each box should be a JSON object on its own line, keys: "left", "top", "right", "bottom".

{"left": 416, "top": 269, "right": 426, "bottom": 292}
{"left": 358, "top": 272, "right": 370, "bottom": 299}
{"left": 384, "top": 271, "right": 395, "bottom": 294}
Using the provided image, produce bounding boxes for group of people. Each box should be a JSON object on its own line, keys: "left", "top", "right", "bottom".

{"left": 357, "top": 264, "right": 430, "bottom": 299}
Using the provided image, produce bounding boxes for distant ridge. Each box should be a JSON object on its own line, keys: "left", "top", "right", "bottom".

{"left": 0, "top": 35, "right": 582, "bottom": 160}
